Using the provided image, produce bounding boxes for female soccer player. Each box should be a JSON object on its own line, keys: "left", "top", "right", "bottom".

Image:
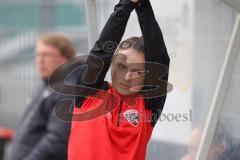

{"left": 68, "top": 0, "right": 170, "bottom": 159}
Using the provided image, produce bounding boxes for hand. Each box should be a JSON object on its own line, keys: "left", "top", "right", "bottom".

{"left": 181, "top": 155, "right": 193, "bottom": 160}
{"left": 130, "top": 0, "right": 140, "bottom": 3}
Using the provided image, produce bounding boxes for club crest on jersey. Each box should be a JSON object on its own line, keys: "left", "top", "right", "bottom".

{"left": 123, "top": 109, "right": 139, "bottom": 127}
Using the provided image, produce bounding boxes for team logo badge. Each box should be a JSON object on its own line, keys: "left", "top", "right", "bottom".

{"left": 123, "top": 109, "right": 139, "bottom": 127}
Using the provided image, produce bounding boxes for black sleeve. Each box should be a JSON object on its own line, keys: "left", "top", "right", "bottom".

{"left": 75, "top": 0, "right": 138, "bottom": 107}
{"left": 136, "top": 0, "right": 169, "bottom": 64}
{"left": 136, "top": 0, "right": 170, "bottom": 126}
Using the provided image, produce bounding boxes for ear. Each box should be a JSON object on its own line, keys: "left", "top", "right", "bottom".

{"left": 59, "top": 55, "right": 68, "bottom": 65}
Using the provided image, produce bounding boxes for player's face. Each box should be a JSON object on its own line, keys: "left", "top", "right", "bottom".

{"left": 35, "top": 41, "right": 67, "bottom": 80}
{"left": 112, "top": 48, "right": 146, "bottom": 95}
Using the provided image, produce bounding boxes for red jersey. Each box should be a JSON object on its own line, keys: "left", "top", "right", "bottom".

{"left": 68, "top": 0, "right": 170, "bottom": 159}
{"left": 68, "top": 84, "right": 153, "bottom": 160}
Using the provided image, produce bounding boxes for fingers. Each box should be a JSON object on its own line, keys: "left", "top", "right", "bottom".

{"left": 130, "top": 0, "right": 140, "bottom": 4}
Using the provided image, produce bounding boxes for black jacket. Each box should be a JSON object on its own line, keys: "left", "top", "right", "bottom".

{"left": 11, "top": 80, "right": 74, "bottom": 160}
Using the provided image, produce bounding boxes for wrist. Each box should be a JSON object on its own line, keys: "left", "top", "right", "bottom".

{"left": 119, "top": 0, "right": 139, "bottom": 10}
{"left": 135, "top": 0, "right": 151, "bottom": 13}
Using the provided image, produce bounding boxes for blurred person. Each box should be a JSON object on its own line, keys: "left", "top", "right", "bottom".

{"left": 11, "top": 33, "right": 76, "bottom": 160}
{"left": 182, "top": 123, "right": 240, "bottom": 160}
{"left": 181, "top": 128, "right": 202, "bottom": 160}
{"left": 68, "top": 0, "right": 170, "bottom": 160}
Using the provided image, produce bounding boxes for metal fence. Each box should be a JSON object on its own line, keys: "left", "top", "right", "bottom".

{"left": 0, "top": 0, "right": 88, "bottom": 128}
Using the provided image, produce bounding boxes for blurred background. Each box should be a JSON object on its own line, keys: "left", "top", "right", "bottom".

{"left": 0, "top": 0, "right": 239, "bottom": 159}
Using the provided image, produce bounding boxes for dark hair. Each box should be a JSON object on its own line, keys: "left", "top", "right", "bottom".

{"left": 117, "top": 36, "right": 145, "bottom": 54}
{"left": 111, "top": 36, "right": 145, "bottom": 65}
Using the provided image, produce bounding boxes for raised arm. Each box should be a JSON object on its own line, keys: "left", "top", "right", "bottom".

{"left": 136, "top": 0, "right": 169, "bottom": 65}
{"left": 136, "top": 0, "right": 170, "bottom": 126}
{"left": 75, "top": 0, "right": 139, "bottom": 106}
{"left": 83, "top": 0, "right": 137, "bottom": 85}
